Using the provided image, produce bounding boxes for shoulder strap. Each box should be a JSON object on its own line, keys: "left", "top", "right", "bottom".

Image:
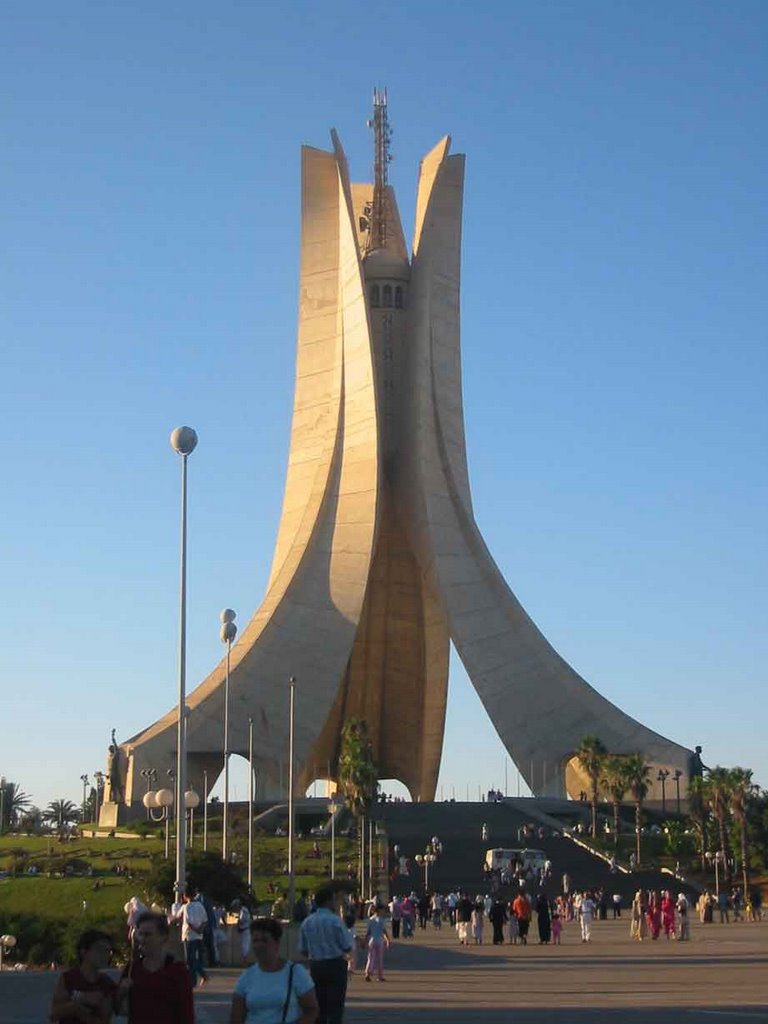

{"left": 281, "top": 962, "right": 296, "bottom": 1023}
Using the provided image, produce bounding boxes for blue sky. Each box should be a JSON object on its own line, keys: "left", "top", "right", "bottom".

{"left": 1, "top": 1, "right": 765, "bottom": 810}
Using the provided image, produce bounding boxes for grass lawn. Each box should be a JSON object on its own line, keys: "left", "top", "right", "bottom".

{"left": 0, "top": 831, "right": 358, "bottom": 917}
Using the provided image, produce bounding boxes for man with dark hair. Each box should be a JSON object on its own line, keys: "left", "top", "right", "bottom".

{"left": 117, "top": 912, "right": 193, "bottom": 1024}
{"left": 171, "top": 891, "right": 208, "bottom": 987}
{"left": 298, "top": 888, "right": 352, "bottom": 1024}
{"left": 49, "top": 929, "right": 116, "bottom": 1023}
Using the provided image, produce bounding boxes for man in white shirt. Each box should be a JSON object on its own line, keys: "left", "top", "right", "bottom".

{"left": 579, "top": 891, "right": 596, "bottom": 943}
{"left": 172, "top": 892, "right": 208, "bottom": 986}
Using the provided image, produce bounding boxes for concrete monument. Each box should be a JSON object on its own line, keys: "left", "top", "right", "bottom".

{"left": 103, "top": 92, "right": 692, "bottom": 821}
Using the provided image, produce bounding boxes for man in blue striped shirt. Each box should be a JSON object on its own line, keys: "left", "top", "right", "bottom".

{"left": 299, "top": 888, "right": 353, "bottom": 1024}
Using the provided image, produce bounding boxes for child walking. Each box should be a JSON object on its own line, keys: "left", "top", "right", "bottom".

{"left": 365, "top": 903, "right": 391, "bottom": 982}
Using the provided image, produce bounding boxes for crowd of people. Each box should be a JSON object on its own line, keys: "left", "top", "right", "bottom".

{"left": 45, "top": 832, "right": 766, "bottom": 1024}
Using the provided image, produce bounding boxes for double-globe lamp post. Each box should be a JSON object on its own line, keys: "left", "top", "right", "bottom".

{"left": 170, "top": 425, "right": 197, "bottom": 897}
{"left": 415, "top": 851, "right": 437, "bottom": 891}
{"left": 220, "top": 609, "right": 237, "bottom": 863}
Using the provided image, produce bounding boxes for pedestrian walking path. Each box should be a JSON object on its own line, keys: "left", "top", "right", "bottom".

{"left": 2, "top": 918, "right": 765, "bottom": 1023}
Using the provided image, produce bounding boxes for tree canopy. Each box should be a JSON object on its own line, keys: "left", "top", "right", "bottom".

{"left": 337, "top": 718, "right": 378, "bottom": 817}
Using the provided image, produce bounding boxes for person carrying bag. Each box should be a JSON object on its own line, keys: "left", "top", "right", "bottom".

{"left": 230, "top": 917, "right": 318, "bottom": 1024}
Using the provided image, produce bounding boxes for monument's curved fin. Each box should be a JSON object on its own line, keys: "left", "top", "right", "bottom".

{"left": 405, "top": 141, "right": 691, "bottom": 797}
{"left": 116, "top": 140, "right": 380, "bottom": 806}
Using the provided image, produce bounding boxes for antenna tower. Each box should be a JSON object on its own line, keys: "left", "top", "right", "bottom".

{"left": 367, "top": 87, "right": 392, "bottom": 251}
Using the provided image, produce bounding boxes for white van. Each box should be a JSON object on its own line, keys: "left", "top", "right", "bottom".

{"left": 485, "top": 848, "right": 547, "bottom": 874}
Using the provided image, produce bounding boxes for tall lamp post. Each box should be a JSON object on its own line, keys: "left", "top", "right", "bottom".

{"left": 140, "top": 768, "right": 157, "bottom": 819}
{"left": 657, "top": 769, "right": 670, "bottom": 815}
{"left": 248, "top": 715, "right": 254, "bottom": 893}
{"left": 93, "top": 772, "right": 105, "bottom": 824}
{"left": 203, "top": 770, "right": 209, "bottom": 852}
{"left": 0, "top": 777, "right": 6, "bottom": 835}
{"left": 673, "top": 769, "right": 683, "bottom": 815}
{"left": 79, "top": 775, "right": 89, "bottom": 823}
{"left": 287, "top": 675, "right": 296, "bottom": 922}
{"left": 186, "top": 789, "right": 200, "bottom": 848}
{"left": 170, "top": 425, "right": 197, "bottom": 898}
{"left": 415, "top": 851, "right": 436, "bottom": 891}
{"left": 220, "top": 608, "right": 237, "bottom": 863}
{"left": 328, "top": 800, "right": 338, "bottom": 880}
{"left": 143, "top": 787, "right": 175, "bottom": 858}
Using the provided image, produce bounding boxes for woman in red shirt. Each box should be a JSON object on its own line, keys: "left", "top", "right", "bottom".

{"left": 116, "top": 911, "right": 194, "bottom": 1024}
{"left": 49, "top": 929, "right": 117, "bottom": 1024}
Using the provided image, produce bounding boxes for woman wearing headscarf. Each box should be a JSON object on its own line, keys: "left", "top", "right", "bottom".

{"left": 535, "top": 893, "right": 552, "bottom": 944}
{"left": 630, "top": 891, "right": 647, "bottom": 941}
{"left": 661, "top": 891, "right": 676, "bottom": 940}
{"left": 647, "top": 891, "right": 662, "bottom": 940}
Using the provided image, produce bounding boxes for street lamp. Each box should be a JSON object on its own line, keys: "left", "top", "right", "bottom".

{"left": 80, "top": 775, "right": 89, "bottom": 823}
{"left": 328, "top": 800, "right": 339, "bottom": 880}
{"left": 93, "top": 772, "right": 105, "bottom": 824}
{"left": 0, "top": 934, "right": 16, "bottom": 971}
{"left": 673, "top": 769, "right": 683, "bottom": 815}
{"left": 657, "top": 769, "right": 670, "bottom": 815}
{"left": 170, "top": 425, "right": 197, "bottom": 898}
{"left": 140, "top": 768, "right": 157, "bottom": 819}
{"left": 220, "top": 608, "right": 237, "bottom": 863}
{"left": 186, "top": 789, "right": 200, "bottom": 848}
{"left": 415, "top": 852, "right": 436, "bottom": 890}
{"left": 248, "top": 715, "right": 254, "bottom": 893}
{"left": 708, "top": 850, "right": 724, "bottom": 896}
{"left": 0, "top": 777, "right": 6, "bottom": 835}
{"left": 143, "top": 787, "right": 175, "bottom": 858}
{"left": 203, "top": 770, "right": 209, "bottom": 852}
{"left": 287, "top": 675, "right": 296, "bottom": 922}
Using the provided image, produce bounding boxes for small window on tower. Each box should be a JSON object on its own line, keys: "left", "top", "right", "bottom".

{"left": 394, "top": 286, "right": 403, "bottom": 309}
{"left": 382, "top": 284, "right": 393, "bottom": 307}
{"left": 370, "top": 285, "right": 380, "bottom": 308}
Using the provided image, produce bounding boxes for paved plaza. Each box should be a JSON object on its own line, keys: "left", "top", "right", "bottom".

{"left": 1, "top": 919, "right": 766, "bottom": 1023}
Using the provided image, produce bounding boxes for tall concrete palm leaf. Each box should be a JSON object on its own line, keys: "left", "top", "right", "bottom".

{"left": 576, "top": 736, "right": 608, "bottom": 838}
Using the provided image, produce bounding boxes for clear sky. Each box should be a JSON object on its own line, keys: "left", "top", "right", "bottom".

{"left": 1, "top": 1, "right": 766, "bottom": 811}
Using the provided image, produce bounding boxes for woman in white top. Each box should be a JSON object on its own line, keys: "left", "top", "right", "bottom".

{"left": 230, "top": 917, "right": 318, "bottom": 1024}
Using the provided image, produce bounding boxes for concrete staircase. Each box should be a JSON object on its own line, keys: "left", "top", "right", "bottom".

{"left": 374, "top": 800, "right": 697, "bottom": 903}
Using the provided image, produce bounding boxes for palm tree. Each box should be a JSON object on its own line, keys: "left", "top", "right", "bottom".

{"left": 601, "top": 755, "right": 630, "bottom": 851}
{"left": 728, "top": 767, "right": 756, "bottom": 900}
{"left": 19, "top": 806, "right": 44, "bottom": 833}
{"left": 575, "top": 736, "right": 608, "bottom": 838}
{"left": 337, "top": 718, "right": 378, "bottom": 889}
{"left": 0, "top": 781, "right": 31, "bottom": 831}
{"left": 624, "top": 755, "right": 651, "bottom": 867}
{"left": 704, "top": 767, "right": 733, "bottom": 887}
{"left": 44, "top": 799, "right": 80, "bottom": 829}
{"left": 687, "top": 774, "right": 709, "bottom": 872}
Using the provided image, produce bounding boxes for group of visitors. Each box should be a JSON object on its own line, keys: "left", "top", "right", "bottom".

{"left": 51, "top": 886, "right": 380, "bottom": 1024}
{"left": 695, "top": 887, "right": 762, "bottom": 922}
{"left": 630, "top": 890, "right": 691, "bottom": 941}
